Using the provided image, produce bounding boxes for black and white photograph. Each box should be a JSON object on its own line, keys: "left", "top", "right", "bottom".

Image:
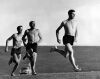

{"left": 0, "top": 0, "right": 100, "bottom": 79}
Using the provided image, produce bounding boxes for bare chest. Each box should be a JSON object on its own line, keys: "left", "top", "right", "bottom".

{"left": 64, "top": 20, "right": 77, "bottom": 30}
{"left": 27, "top": 30, "right": 38, "bottom": 37}
{"left": 13, "top": 34, "right": 22, "bottom": 42}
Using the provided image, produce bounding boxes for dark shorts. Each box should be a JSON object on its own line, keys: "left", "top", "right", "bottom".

{"left": 26, "top": 43, "right": 37, "bottom": 53}
{"left": 63, "top": 35, "right": 74, "bottom": 45}
{"left": 11, "top": 47, "right": 21, "bottom": 56}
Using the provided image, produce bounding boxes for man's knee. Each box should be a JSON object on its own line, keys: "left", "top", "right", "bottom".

{"left": 33, "top": 52, "right": 37, "bottom": 57}
{"left": 14, "top": 60, "right": 19, "bottom": 65}
{"left": 65, "top": 44, "right": 73, "bottom": 53}
{"left": 14, "top": 58, "right": 21, "bottom": 64}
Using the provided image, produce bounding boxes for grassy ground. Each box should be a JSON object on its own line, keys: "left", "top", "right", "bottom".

{"left": 1, "top": 72, "right": 100, "bottom": 79}
{"left": 0, "top": 46, "right": 100, "bottom": 75}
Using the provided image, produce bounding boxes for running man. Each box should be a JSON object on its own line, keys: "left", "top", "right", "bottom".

{"left": 5, "top": 26, "right": 23, "bottom": 76}
{"left": 22, "top": 21, "right": 42, "bottom": 75}
{"left": 50, "top": 9, "right": 81, "bottom": 72}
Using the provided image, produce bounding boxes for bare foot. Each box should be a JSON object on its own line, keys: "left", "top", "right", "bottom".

{"left": 73, "top": 65, "right": 82, "bottom": 72}
{"left": 32, "top": 72, "right": 37, "bottom": 75}
{"left": 11, "top": 73, "right": 16, "bottom": 76}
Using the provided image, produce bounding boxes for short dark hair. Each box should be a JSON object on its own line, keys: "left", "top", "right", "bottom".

{"left": 68, "top": 9, "right": 75, "bottom": 15}
{"left": 29, "top": 21, "right": 35, "bottom": 26}
{"left": 17, "top": 25, "right": 22, "bottom": 30}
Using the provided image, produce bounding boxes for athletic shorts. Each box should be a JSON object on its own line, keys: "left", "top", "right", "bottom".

{"left": 26, "top": 43, "right": 37, "bottom": 53}
{"left": 63, "top": 35, "right": 74, "bottom": 45}
{"left": 11, "top": 47, "right": 21, "bottom": 56}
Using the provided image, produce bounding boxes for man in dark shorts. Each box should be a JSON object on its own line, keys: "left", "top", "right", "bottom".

{"left": 26, "top": 43, "right": 37, "bottom": 53}
{"left": 23, "top": 43, "right": 37, "bottom": 60}
{"left": 22, "top": 21, "right": 42, "bottom": 75}
{"left": 5, "top": 26, "right": 23, "bottom": 76}
{"left": 63, "top": 35, "right": 74, "bottom": 45}
{"left": 50, "top": 9, "right": 81, "bottom": 72}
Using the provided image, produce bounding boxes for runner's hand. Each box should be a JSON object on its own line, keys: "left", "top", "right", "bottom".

{"left": 5, "top": 47, "right": 8, "bottom": 52}
{"left": 57, "top": 39, "right": 61, "bottom": 44}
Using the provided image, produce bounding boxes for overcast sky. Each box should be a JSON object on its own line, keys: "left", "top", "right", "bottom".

{"left": 0, "top": 0, "right": 100, "bottom": 46}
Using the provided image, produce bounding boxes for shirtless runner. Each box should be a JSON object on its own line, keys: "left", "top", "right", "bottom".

{"left": 5, "top": 26, "right": 23, "bottom": 76}
{"left": 50, "top": 9, "right": 81, "bottom": 72}
{"left": 22, "top": 21, "right": 42, "bottom": 75}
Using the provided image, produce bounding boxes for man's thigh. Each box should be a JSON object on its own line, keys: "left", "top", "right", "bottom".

{"left": 65, "top": 43, "right": 73, "bottom": 52}
{"left": 13, "top": 54, "right": 21, "bottom": 62}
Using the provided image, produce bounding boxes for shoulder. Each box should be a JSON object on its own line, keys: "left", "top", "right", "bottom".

{"left": 35, "top": 28, "right": 39, "bottom": 31}
{"left": 12, "top": 33, "right": 17, "bottom": 38}
{"left": 25, "top": 29, "right": 29, "bottom": 33}
{"left": 73, "top": 19, "right": 78, "bottom": 23}
{"left": 63, "top": 20, "right": 67, "bottom": 23}
{"left": 62, "top": 19, "right": 68, "bottom": 24}
{"left": 73, "top": 19, "right": 79, "bottom": 27}
{"left": 62, "top": 20, "right": 67, "bottom": 24}
{"left": 13, "top": 33, "right": 16, "bottom": 36}
{"left": 35, "top": 29, "right": 41, "bottom": 34}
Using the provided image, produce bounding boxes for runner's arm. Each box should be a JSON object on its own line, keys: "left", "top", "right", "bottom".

{"left": 5, "top": 34, "right": 13, "bottom": 52}
{"left": 37, "top": 29, "right": 42, "bottom": 44}
{"left": 22, "top": 30, "right": 27, "bottom": 47}
{"left": 56, "top": 22, "right": 64, "bottom": 44}
{"left": 74, "top": 25, "right": 78, "bottom": 42}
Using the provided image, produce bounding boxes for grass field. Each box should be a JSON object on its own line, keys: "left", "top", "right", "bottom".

{"left": 0, "top": 46, "right": 100, "bottom": 78}
{"left": 1, "top": 72, "right": 100, "bottom": 79}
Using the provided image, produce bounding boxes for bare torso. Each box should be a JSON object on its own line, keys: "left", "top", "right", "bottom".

{"left": 63, "top": 19, "right": 78, "bottom": 36}
{"left": 26, "top": 29, "right": 40, "bottom": 43}
{"left": 13, "top": 33, "right": 23, "bottom": 48}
